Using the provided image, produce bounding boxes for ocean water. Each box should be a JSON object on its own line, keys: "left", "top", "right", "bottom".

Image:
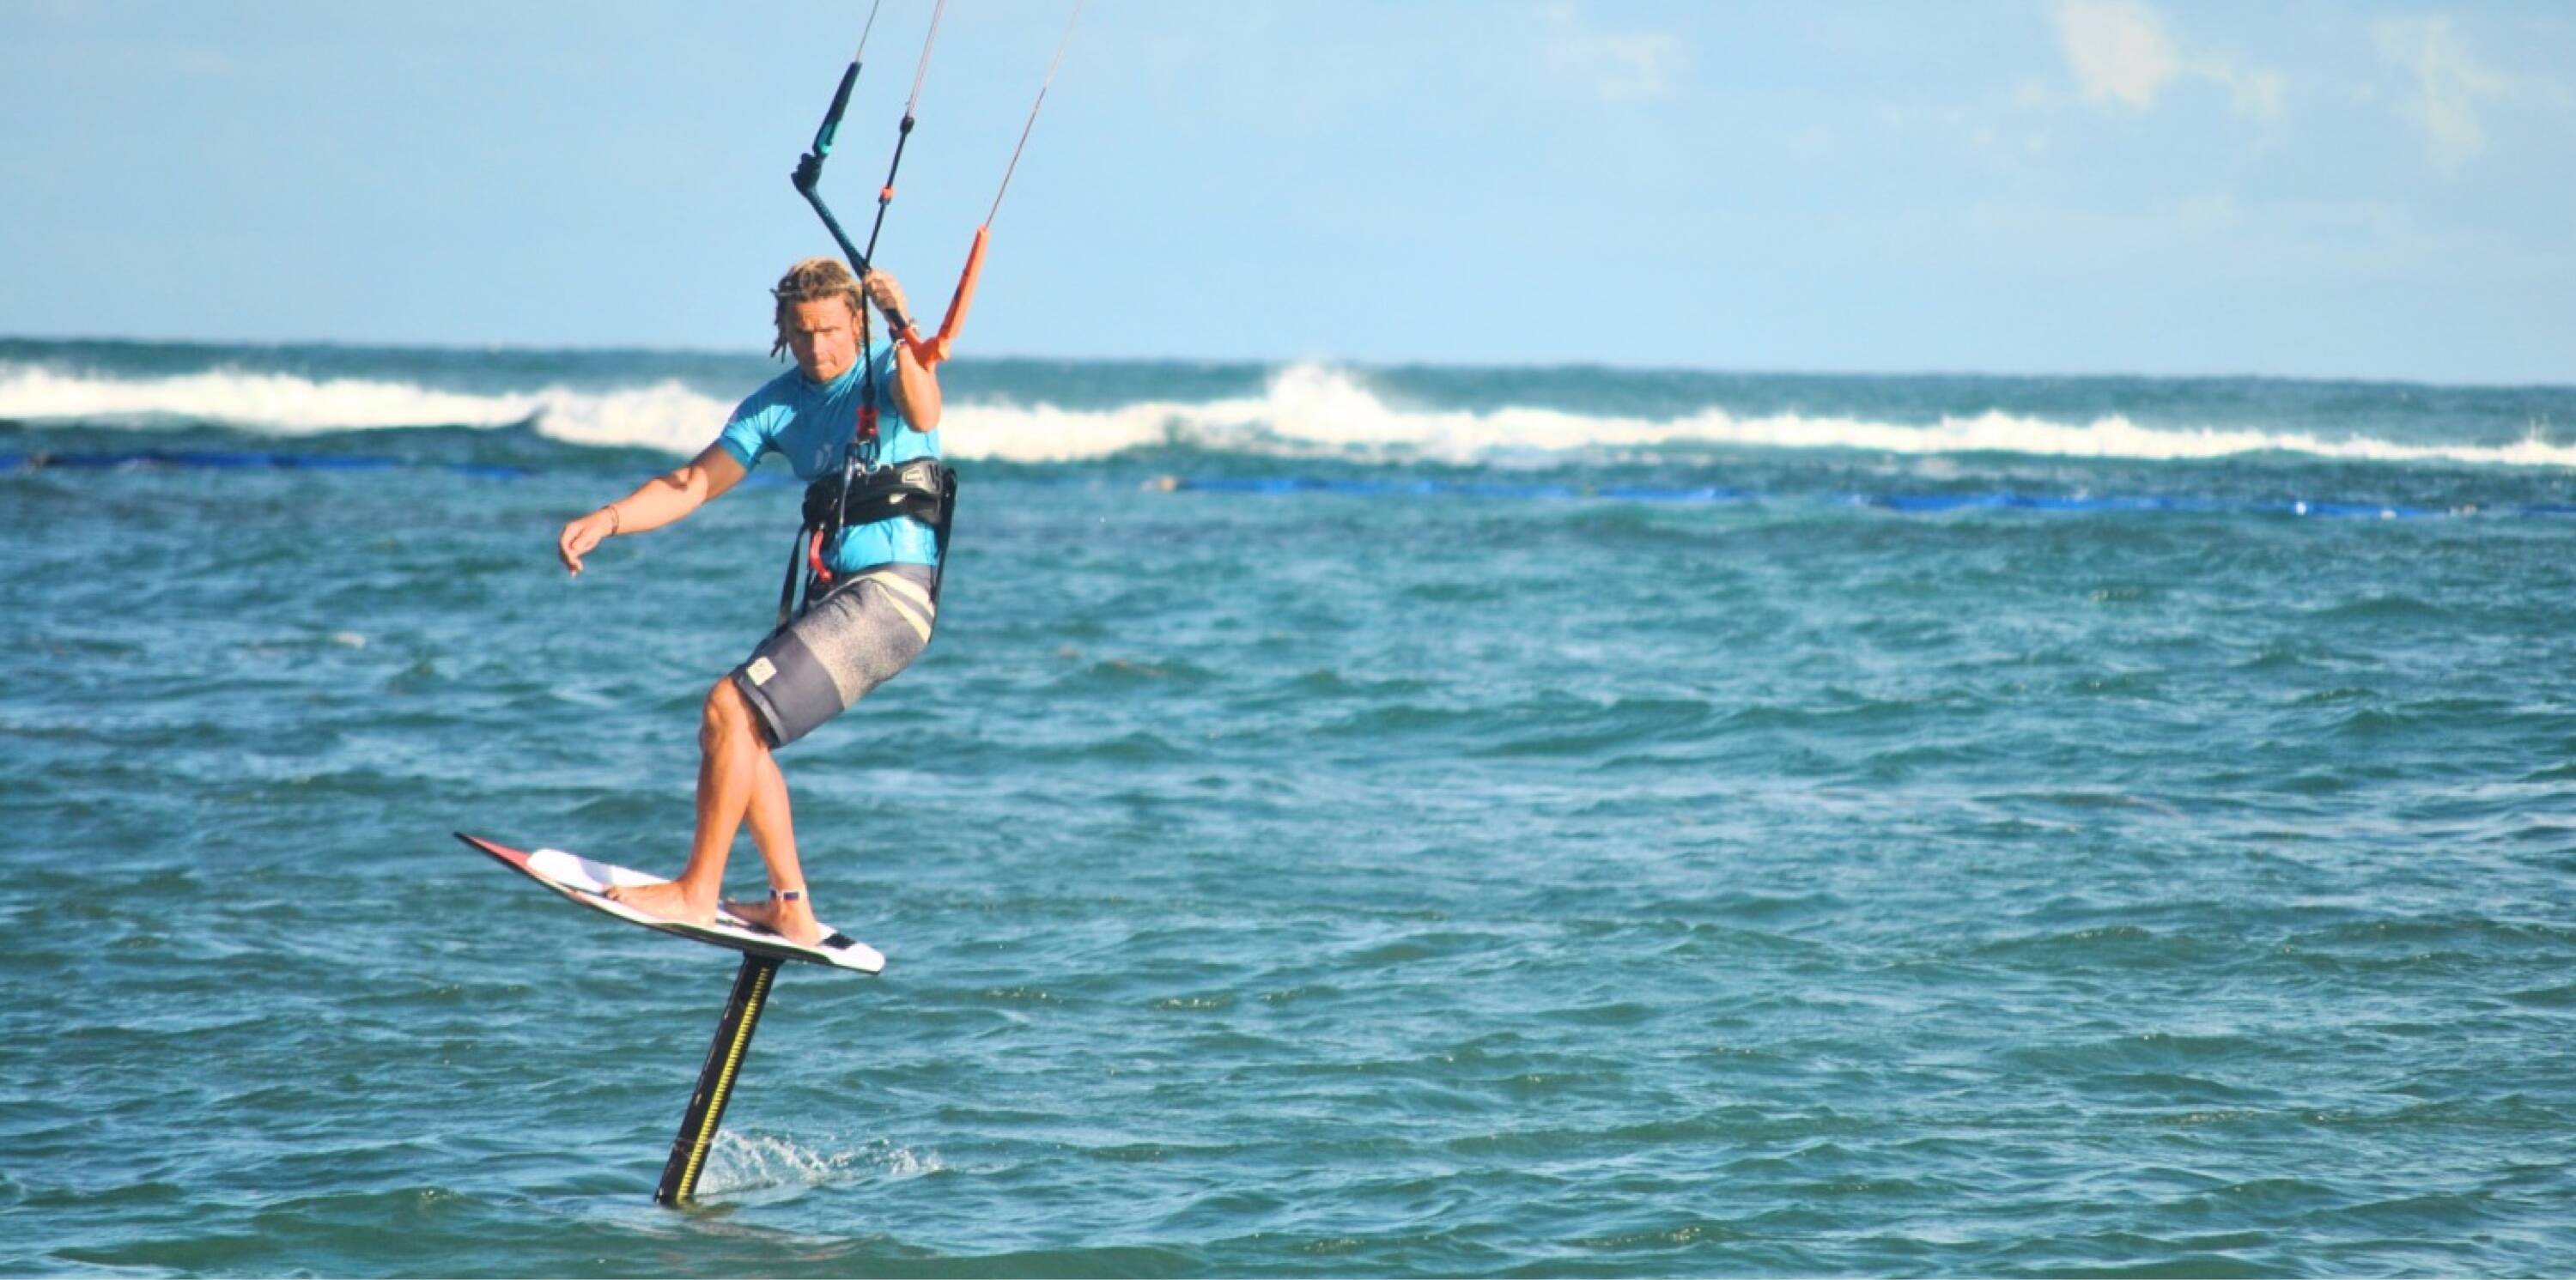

{"left": 4, "top": 337, "right": 2575, "bottom": 1277}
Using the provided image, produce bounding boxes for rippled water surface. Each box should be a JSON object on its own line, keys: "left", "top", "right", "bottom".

{"left": 5, "top": 348, "right": 2576, "bottom": 1276}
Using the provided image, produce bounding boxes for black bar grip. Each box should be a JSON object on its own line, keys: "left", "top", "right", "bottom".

{"left": 812, "top": 61, "right": 860, "bottom": 157}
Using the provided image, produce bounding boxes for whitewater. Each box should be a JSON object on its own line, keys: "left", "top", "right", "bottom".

{"left": 7, "top": 346, "right": 2573, "bottom": 470}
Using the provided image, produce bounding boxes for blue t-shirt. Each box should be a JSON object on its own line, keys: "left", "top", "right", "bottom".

{"left": 714, "top": 340, "right": 941, "bottom": 573}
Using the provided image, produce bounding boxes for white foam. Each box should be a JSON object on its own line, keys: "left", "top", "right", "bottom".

{"left": 7, "top": 360, "right": 2571, "bottom": 470}
{"left": 695, "top": 1131, "right": 943, "bottom": 1198}
{"left": 942, "top": 364, "right": 2576, "bottom": 469}
{"left": 522, "top": 382, "right": 737, "bottom": 455}
{"left": 0, "top": 362, "right": 737, "bottom": 453}
{"left": 0, "top": 363, "right": 541, "bottom": 431}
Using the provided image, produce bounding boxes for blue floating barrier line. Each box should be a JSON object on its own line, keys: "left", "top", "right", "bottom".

{"left": 0, "top": 449, "right": 528, "bottom": 478}
{"left": 2270, "top": 499, "right": 2441, "bottom": 519}
{"left": 3, "top": 452, "right": 2561, "bottom": 521}
{"left": 1164, "top": 476, "right": 2560, "bottom": 521}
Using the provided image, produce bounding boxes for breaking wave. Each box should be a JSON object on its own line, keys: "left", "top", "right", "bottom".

{"left": 7, "top": 360, "right": 2573, "bottom": 469}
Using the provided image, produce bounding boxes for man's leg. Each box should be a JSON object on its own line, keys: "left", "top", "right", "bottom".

{"left": 608, "top": 676, "right": 766, "bottom": 924}
{"left": 726, "top": 749, "right": 825, "bottom": 945}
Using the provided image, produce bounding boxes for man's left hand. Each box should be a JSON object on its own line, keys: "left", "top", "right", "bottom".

{"left": 863, "top": 271, "right": 913, "bottom": 331}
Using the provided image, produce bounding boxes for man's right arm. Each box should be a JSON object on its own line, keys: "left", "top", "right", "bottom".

{"left": 557, "top": 445, "right": 750, "bottom": 575}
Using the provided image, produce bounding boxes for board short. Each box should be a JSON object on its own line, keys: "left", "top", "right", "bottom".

{"left": 731, "top": 564, "right": 936, "bottom": 748}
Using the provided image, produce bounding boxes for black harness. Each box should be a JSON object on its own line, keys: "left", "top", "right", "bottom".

{"left": 775, "top": 452, "right": 957, "bottom": 629}
{"left": 803, "top": 455, "right": 952, "bottom": 532}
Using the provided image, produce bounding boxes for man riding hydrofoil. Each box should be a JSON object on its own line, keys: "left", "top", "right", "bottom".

{"left": 555, "top": 258, "right": 943, "bottom": 946}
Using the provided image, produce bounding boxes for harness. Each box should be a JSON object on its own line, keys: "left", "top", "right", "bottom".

{"left": 775, "top": 419, "right": 957, "bottom": 630}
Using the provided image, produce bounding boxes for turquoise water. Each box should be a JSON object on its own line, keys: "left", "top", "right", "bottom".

{"left": 5, "top": 340, "right": 2576, "bottom": 1276}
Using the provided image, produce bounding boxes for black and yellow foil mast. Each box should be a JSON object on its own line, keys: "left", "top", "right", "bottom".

{"left": 656, "top": 955, "right": 781, "bottom": 1206}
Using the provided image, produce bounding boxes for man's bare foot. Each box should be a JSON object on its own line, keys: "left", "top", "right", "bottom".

{"left": 605, "top": 878, "right": 716, "bottom": 926}
{"left": 724, "top": 892, "right": 825, "bottom": 947}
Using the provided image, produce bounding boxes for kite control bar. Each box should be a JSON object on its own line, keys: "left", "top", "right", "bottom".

{"left": 907, "top": 2, "right": 1079, "bottom": 366}
{"left": 789, "top": 0, "right": 1076, "bottom": 371}
{"left": 792, "top": 46, "right": 917, "bottom": 339}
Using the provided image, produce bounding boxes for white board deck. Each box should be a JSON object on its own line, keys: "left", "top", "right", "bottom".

{"left": 456, "top": 832, "right": 884, "bottom": 974}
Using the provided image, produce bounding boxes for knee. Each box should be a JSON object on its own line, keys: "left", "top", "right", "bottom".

{"left": 702, "top": 676, "right": 755, "bottom": 749}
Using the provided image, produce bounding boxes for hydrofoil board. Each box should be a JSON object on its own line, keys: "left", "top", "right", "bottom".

{"left": 455, "top": 832, "right": 883, "bottom": 974}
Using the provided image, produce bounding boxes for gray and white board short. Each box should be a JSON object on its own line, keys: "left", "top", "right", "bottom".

{"left": 732, "top": 563, "right": 936, "bottom": 748}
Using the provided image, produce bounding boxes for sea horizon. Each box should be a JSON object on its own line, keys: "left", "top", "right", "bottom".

{"left": 8, "top": 331, "right": 2572, "bottom": 393}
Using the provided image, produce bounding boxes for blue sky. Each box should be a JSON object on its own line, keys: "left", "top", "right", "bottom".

{"left": 3, "top": 2, "right": 2569, "bottom": 383}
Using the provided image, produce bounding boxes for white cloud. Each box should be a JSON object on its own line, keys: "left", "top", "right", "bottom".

{"left": 1540, "top": 3, "right": 1686, "bottom": 104}
{"left": 2057, "top": 0, "right": 2176, "bottom": 107}
{"left": 2371, "top": 15, "right": 2571, "bottom": 174}
{"left": 2052, "top": 1, "right": 2285, "bottom": 120}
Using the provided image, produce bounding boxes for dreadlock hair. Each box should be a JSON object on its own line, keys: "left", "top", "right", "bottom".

{"left": 769, "top": 257, "right": 868, "bottom": 360}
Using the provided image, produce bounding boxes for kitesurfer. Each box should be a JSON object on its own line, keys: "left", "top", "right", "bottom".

{"left": 554, "top": 258, "right": 943, "bottom": 946}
